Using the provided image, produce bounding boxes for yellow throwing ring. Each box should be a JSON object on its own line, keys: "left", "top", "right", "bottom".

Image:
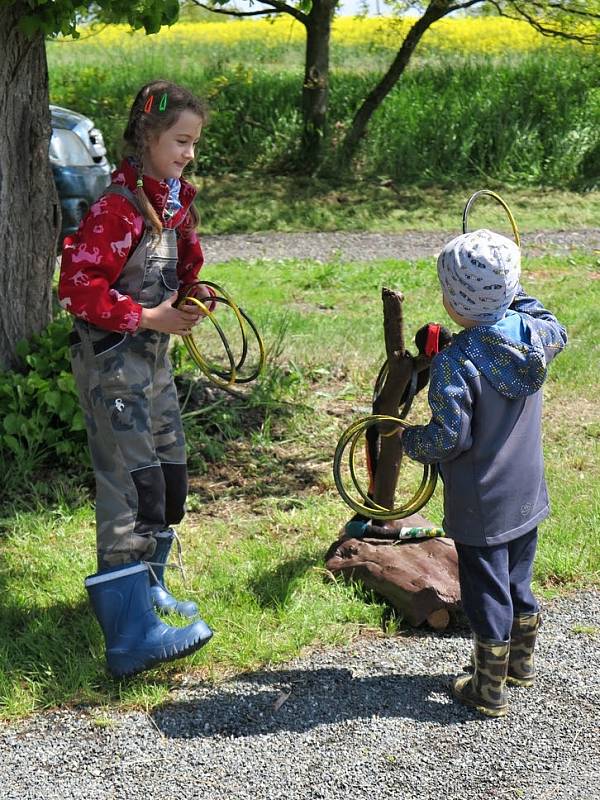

{"left": 462, "top": 189, "right": 520, "bottom": 247}
{"left": 178, "top": 281, "right": 266, "bottom": 388}
{"left": 333, "top": 414, "right": 438, "bottom": 520}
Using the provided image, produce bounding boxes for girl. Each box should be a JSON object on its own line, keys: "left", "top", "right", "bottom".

{"left": 59, "top": 80, "right": 214, "bottom": 678}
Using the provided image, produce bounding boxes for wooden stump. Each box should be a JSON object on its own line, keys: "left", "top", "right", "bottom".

{"left": 325, "top": 514, "right": 461, "bottom": 629}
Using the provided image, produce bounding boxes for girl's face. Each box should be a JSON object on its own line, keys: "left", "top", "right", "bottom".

{"left": 144, "top": 110, "right": 203, "bottom": 181}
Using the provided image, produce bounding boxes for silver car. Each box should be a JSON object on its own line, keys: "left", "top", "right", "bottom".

{"left": 50, "top": 105, "right": 113, "bottom": 245}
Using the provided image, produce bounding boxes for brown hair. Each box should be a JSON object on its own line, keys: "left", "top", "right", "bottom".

{"left": 123, "top": 80, "right": 208, "bottom": 235}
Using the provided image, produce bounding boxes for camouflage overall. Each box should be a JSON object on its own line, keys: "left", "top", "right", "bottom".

{"left": 70, "top": 185, "right": 187, "bottom": 569}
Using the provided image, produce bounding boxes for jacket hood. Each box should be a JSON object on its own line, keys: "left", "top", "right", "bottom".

{"left": 454, "top": 311, "right": 548, "bottom": 399}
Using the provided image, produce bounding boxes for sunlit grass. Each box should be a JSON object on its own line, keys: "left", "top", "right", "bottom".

{"left": 1, "top": 250, "right": 598, "bottom": 719}
{"left": 195, "top": 176, "right": 600, "bottom": 234}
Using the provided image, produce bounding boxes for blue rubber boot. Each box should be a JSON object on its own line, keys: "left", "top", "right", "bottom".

{"left": 148, "top": 529, "right": 199, "bottom": 618}
{"left": 85, "top": 562, "right": 212, "bottom": 678}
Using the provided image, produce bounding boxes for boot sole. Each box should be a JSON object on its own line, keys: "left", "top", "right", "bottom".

{"left": 107, "top": 629, "right": 213, "bottom": 679}
{"left": 450, "top": 682, "right": 508, "bottom": 718}
{"left": 506, "top": 675, "right": 535, "bottom": 688}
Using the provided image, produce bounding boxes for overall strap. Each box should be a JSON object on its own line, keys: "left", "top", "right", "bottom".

{"left": 104, "top": 183, "right": 143, "bottom": 216}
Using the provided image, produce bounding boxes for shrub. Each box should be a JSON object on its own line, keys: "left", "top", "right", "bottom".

{"left": 0, "top": 314, "right": 87, "bottom": 479}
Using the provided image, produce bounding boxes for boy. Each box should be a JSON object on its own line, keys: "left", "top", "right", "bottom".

{"left": 401, "top": 228, "right": 567, "bottom": 717}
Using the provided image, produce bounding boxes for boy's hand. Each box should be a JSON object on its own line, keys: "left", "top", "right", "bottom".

{"left": 139, "top": 292, "right": 203, "bottom": 336}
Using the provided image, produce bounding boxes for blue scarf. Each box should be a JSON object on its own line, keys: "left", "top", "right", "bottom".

{"left": 165, "top": 177, "right": 183, "bottom": 218}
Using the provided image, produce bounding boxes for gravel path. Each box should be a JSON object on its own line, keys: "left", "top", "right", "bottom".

{"left": 202, "top": 228, "right": 600, "bottom": 263}
{"left": 1, "top": 591, "right": 599, "bottom": 800}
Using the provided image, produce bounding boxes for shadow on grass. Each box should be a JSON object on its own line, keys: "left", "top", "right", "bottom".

{"left": 0, "top": 596, "right": 109, "bottom": 710}
{"left": 189, "top": 448, "right": 327, "bottom": 507}
{"left": 248, "top": 556, "right": 318, "bottom": 609}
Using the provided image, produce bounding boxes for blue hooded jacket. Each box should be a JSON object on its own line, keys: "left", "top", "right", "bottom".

{"left": 402, "top": 286, "right": 567, "bottom": 546}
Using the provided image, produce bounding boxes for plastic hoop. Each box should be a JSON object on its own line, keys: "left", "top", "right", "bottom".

{"left": 462, "top": 189, "right": 520, "bottom": 247}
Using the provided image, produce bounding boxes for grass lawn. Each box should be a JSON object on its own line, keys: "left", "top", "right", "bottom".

{"left": 196, "top": 178, "right": 600, "bottom": 235}
{"left": 0, "top": 248, "right": 598, "bottom": 720}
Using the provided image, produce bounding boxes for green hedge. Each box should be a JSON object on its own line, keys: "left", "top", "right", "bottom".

{"left": 49, "top": 50, "right": 600, "bottom": 187}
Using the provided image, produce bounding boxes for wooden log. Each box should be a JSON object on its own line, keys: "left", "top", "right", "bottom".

{"left": 329, "top": 289, "right": 462, "bottom": 629}
{"left": 426, "top": 609, "right": 451, "bottom": 630}
{"left": 325, "top": 513, "right": 461, "bottom": 629}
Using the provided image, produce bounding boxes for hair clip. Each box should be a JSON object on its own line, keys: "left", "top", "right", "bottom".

{"left": 144, "top": 95, "right": 154, "bottom": 113}
{"left": 136, "top": 177, "right": 144, "bottom": 188}
{"left": 158, "top": 93, "right": 168, "bottom": 112}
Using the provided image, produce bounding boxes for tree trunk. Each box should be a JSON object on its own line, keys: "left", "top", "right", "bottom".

{"left": 341, "top": 1, "right": 451, "bottom": 163}
{"left": 0, "top": 2, "right": 59, "bottom": 370}
{"left": 299, "top": 0, "right": 336, "bottom": 170}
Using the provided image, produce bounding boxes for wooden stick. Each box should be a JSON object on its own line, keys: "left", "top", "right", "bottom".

{"left": 426, "top": 608, "right": 450, "bottom": 630}
{"left": 371, "top": 288, "right": 413, "bottom": 512}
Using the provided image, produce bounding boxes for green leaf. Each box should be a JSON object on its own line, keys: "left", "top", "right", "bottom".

{"left": 17, "top": 15, "right": 44, "bottom": 38}
{"left": 2, "top": 435, "right": 21, "bottom": 455}
{"left": 70, "top": 411, "right": 87, "bottom": 432}
{"left": 57, "top": 373, "right": 76, "bottom": 394}
{"left": 43, "top": 390, "right": 63, "bottom": 412}
{"left": 3, "top": 414, "right": 24, "bottom": 436}
{"left": 56, "top": 396, "right": 75, "bottom": 421}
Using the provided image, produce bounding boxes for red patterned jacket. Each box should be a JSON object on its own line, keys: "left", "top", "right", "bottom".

{"left": 58, "top": 158, "right": 204, "bottom": 333}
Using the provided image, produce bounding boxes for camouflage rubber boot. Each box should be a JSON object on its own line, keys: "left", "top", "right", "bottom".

{"left": 507, "top": 612, "right": 540, "bottom": 687}
{"left": 452, "top": 637, "right": 510, "bottom": 718}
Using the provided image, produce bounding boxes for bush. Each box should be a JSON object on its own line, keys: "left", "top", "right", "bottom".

{"left": 48, "top": 47, "right": 600, "bottom": 187}
{"left": 0, "top": 314, "right": 87, "bottom": 479}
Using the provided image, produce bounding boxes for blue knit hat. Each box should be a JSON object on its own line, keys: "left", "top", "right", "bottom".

{"left": 437, "top": 228, "right": 521, "bottom": 324}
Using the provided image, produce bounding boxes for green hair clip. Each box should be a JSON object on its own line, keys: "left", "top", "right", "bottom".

{"left": 158, "top": 93, "right": 168, "bottom": 112}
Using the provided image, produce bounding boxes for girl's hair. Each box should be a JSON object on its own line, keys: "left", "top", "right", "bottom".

{"left": 123, "top": 80, "right": 208, "bottom": 235}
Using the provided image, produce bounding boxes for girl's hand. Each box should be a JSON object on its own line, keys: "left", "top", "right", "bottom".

{"left": 180, "top": 283, "right": 216, "bottom": 320}
{"left": 139, "top": 292, "right": 203, "bottom": 336}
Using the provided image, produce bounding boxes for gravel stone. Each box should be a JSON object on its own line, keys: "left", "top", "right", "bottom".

{"left": 202, "top": 228, "right": 600, "bottom": 264}
{"left": 1, "top": 591, "right": 599, "bottom": 800}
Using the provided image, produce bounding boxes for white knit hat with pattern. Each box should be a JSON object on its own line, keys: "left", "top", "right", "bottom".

{"left": 437, "top": 228, "right": 521, "bottom": 324}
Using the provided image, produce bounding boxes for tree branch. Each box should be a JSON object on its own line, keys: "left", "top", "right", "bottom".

{"left": 491, "top": 0, "right": 600, "bottom": 44}
{"left": 547, "top": 1, "right": 599, "bottom": 20}
{"left": 447, "top": 0, "right": 486, "bottom": 12}
{"left": 190, "top": 0, "right": 308, "bottom": 24}
{"left": 519, "top": 0, "right": 600, "bottom": 18}
{"left": 193, "top": 2, "right": 276, "bottom": 15}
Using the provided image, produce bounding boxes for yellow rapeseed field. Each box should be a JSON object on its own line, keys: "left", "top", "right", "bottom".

{"left": 75, "top": 15, "right": 562, "bottom": 56}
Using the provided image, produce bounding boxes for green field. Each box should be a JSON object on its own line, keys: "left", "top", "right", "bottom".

{"left": 1, "top": 250, "right": 598, "bottom": 719}
{"left": 47, "top": 22, "right": 600, "bottom": 189}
